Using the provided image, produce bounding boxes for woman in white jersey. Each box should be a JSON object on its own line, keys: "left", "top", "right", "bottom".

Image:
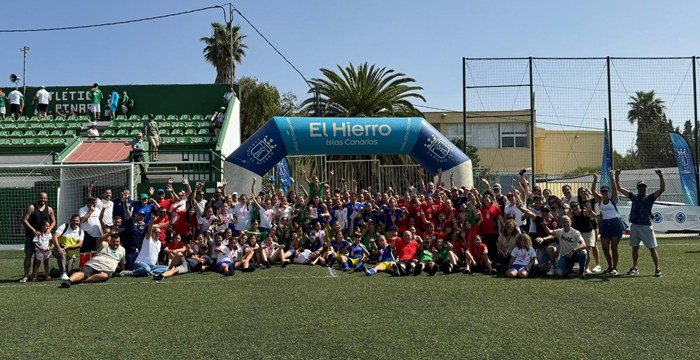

{"left": 591, "top": 172, "right": 624, "bottom": 276}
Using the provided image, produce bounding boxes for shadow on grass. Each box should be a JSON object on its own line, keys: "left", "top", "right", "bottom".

{"left": 685, "top": 250, "right": 700, "bottom": 254}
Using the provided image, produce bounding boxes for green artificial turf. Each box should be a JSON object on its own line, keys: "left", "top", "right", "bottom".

{"left": 0, "top": 239, "right": 699, "bottom": 359}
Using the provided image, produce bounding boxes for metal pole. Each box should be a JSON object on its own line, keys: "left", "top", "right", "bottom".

{"left": 693, "top": 56, "right": 699, "bottom": 205}
{"left": 462, "top": 57, "right": 468, "bottom": 153}
{"left": 20, "top": 46, "right": 29, "bottom": 96}
{"left": 607, "top": 56, "right": 614, "bottom": 168}
{"left": 529, "top": 57, "right": 536, "bottom": 185}
{"left": 229, "top": 4, "right": 235, "bottom": 85}
{"left": 314, "top": 83, "right": 320, "bottom": 117}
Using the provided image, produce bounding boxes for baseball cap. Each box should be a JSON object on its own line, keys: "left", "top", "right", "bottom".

{"left": 600, "top": 185, "right": 610, "bottom": 192}
{"left": 541, "top": 205, "right": 551, "bottom": 212}
{"left": 137, "top": 210, "right": 146, "bottom": 215}
{"left": 140, "top": 193, "right": 149, "bottom": 199}
{"left": 493, "top": 183, "right": 501, "bottom": 190}
{"left": 157, "top": 188, "right": 165, "bottom": 193}
{"left": 232, "top": 192, "right": 238, "bottom": 196}
{"left": 562, "top": 203, "right": 571, "bottom": 209}
{"left": 90, "top": 122, "right": 97, "bottom": 127}
{"left": 148, "top": 113, "right": 155, "bottom": 120}
{"left": 637, "top": 180, "right": 647, "bottom": 187}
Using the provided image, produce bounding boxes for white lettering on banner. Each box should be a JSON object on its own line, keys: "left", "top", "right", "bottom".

{"left": 309, "top": 122, "right": 392, "bottom": 144}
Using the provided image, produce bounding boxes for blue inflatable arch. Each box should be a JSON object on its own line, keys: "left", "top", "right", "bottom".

{"left": 225, "top": 117, "right": 473, "bottom": 187}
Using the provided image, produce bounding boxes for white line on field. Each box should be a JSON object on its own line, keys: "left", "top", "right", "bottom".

{"left": 0, "top": 274, "right": 334, "bottom": 289}
{"left": 327, "top": 266, "right": 338, "bottom": 278}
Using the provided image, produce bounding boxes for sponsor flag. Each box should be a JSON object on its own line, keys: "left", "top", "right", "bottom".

{"left": 600, "top": 119, "right": 612, "bottom": 190}
{"left": 669, "top": 131, "right": 698, "bottom": 206}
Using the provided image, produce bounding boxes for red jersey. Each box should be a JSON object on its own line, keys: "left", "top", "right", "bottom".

{"left": 166, "top": 240, "right": 186, "bottom": 252}
{"left": 153, "top": 215, "right": 170, "bottom": 244}
{"left": 173, "top": 210, "right": 196, "bottom": 236}
{"left": 394, "top": 238, "right": 419, "bottom": 261}
{"left": 479, "top": 205, "right": 501, "bottom": 235}
{"left": 469, "top": 242, "right": 488, "bottom": 262}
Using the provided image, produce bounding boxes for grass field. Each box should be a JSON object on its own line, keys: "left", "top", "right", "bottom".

{"left": 1, "top": 238, "right": 699, "bottom": 359}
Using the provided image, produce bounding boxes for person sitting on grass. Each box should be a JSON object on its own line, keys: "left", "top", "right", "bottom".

{"left": 326, "top": 231, "right": 351, "bottom": 269}
{"left": 303, "top": 224, "right": 325, "bottom": 266}
{"left": 537, "top": 215, "right": 588, "bottom": 279}
{"left": 394, "top": 230, "right": 420, "bottom": 276}
{"left": 61, "top": 232, "right": 125, "bottom": 288}
{"left": 506, "top": 234, "right": 537, "bottom": 279}
{"left": 120, "top": 218, "right": 169, "bottom": 277}
{"left": 31, "top": 220, "right": 52, "bottom": 282}
{"left": 233, "top": 234, "right": 256, "bottom": 272}
{"left": 164, "top": 233, "right": 187, "bottom": 263}
{"left": 435, "top": 238, "right": 460, "bottom": 275}
{"left": 248, "top": 234, "right": 271, "bottom": 268}
{"left": 496, "top": 219, "right": 520, "bottom": 270}
{"left": 365, "top": 236, "right": 399, "bottom": 276}
{"left": 158, "top": 236, "right": 212, "bottom": 279}
{"left": 465, "top": 235, "right": 497, "bottom": 275}
{"left": 263, "top": 232, "right": 288, "bottom": 267}
{"left": 414, "top": 236, "right": 438, "bottom": 276}
{"left": 214, "top": 233, "right": 236, "bottom": 276}
{"left": 345, "top": 231, "right": 370, "bottom": 272}
{"left": 51, "top": 214, "right": 84, "bottom": 282}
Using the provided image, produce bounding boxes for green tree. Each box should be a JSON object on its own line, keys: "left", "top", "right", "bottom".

{"left": 300, "top": 62, "right": 425, "bottom": 117}
{"left": 681, "top": 120, "right": 698, "bottom": 161}
{"left": 239, "top": 77, "right": 285, "bottom": 141}
{"left": 613, "top": 149, "right": 638, "bottom": 170}
{"left": 450, "top": 138, "right": 481, "bottom": 169}
{"left": 627, "top": 90, "right": 675, "bottom": 168}
{"left": 200, "top": 22, "right": 247, "bottom": 84}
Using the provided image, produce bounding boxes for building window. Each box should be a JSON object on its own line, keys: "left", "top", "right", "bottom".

{"left": 473, "top": 124, "right": 500, "bottom": 148}
{"left": 501, "top": 123, "right": 528, "bottom": 148}
{"left": 445, "top": 123, "right": 472, "bottom": 143}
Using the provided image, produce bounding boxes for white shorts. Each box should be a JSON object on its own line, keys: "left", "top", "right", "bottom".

{"left": 0, "top": 106, "right": 5, "bottom": 115}
{"left": 581, "top": 231, "right": 596, "bottom": 247}
{"left": 35, "top": 249, "right": 51, "bottom": 261}
{"left": 629, "top": 224, "right": 657, "bottom": 249}
{"left": 89, "top": 103, "right": 101, "bottom": 113}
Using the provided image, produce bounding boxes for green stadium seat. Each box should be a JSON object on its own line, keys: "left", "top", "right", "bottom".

{"left": 18, "top": 116, "right": 28, "bottom": 121}
{"left": 0, "top": 130, "right": 8, "bottom": 137}
{"left": 192, "top": 114, "right": 203, "bottom": 120}
{"left": 30, "top": 123, "right": 43, "bottom": 129}
{"left": 128, "top": 115, "right": 140, "bottom": 121}
{"left": 140, "top": 115, "right": 150, "bottom": 121}
{"left": 53, "top": 138, "right": 67, "bottom": 145}
{"left": 180, "top": 137, "right": 192, "bottom": 144}
{"left": 161, "top": 122, "right": 172, "bottom": 129}
{"left": 57, "top": 123, "right": 68, "bottom": 129}
{"left": 175, "top": 122, "right": 186, "bottom": 128}
{"left": 67, "top": 115, "right": 78, "bottom": 121}
{"left": 197, "top": 128, "right": 210, "bottom": 135}
{"left": 116, "top": 115, "right": 127, "bottom": 121}
{"left": 38, "top": 130, "right": 50, "bottom": 136}
{"left": 44, "top": 123, "right": 56, "bottom": 129}
{"left": 17, "top": 123, "right": 29, "bottom": 129}
{"left": 29, "top": 138, "right": 42, "bottom": 145}
{"left": 115, "top": 122, "right": 128, "bottom": 128}
{"left": 12, "top": 138, "right": 26, "bottom": 145}
{"left": 69, "top": 122, "right": 81, "bottom": 129}
{"left": 171, "top": 129, "right": 183, "bottom": 135}
{"left": 40, "top": 138, "right": 52, "bottom": 145}
{"left": 179, "top": 114, "right": 191, "bottom": 121}
{"left": 78, "top": 116, "right": 91, "bottom": 121}
{"left": 5, "top": 123, "right": 18, "bottom": 130}
{"left": 29, "top": 116, "right": 40, "bottom": 122}
{"left": 23, "top": 130, "right": 36, "bottom": 137}
{"left": 193, "top": 137, "right": 207, "bottom": 144}
{"left": 0, "top": 139, "right": 11, "bottom": 145}
{"left": 103, "top": 129, "right": 115, "bottom": 136}
{"left": 130, "top": 129, "right": 140, "bottom": 136}
{"left": 64, "top": 130, "right": 76, "bottom": 137}
{"left": 50, "top": 130, "right": 62, "bottom": 136}
{"left": 166, "top": 115, "right": 177, "bottom": 121}
{"left": 159, "top": 129, "right": 169, "bottom": 136}
{"left": 155, "top": 115, "right": 165, "bottom": 120}
{"left": 54, "top": 116, "right": 65, "bottom": 121}
{"left": 116, "top": 129, "right": 129, "bottom": 136}
{"left": 184, "top": 129, "right": 196, "bottom": 135}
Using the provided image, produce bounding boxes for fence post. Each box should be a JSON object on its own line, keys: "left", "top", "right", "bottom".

{"left": 529, "top": 57, "right": 536, "bottom": 185}
{"left": 462, "top": 57, "right": 468, "bottom": 153}
{"left": 607, "top": 56, "right": 614, "bottom": 169}
{"left": 693, "top": 56, "right": 699, "bottom": 205}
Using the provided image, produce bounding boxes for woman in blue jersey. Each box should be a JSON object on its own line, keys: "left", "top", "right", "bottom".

{"left": 364, "top": 236, "right": 398, "bottom": 276}
{"left": 345, "top": 231, "right": 369, "bottom": 272}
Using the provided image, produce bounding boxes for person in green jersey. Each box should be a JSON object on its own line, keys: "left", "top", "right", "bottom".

{"left": 303, "top": 169, "right": 333, "bottom": 202}
{"left": 0, "top": 88, "right": 6, "bottom": 119}
{"left": 89, "top": 83, "right": 103, "bottom": 121}
{"left": 360, "top": 221, "right": 381, "bottom": 261}
{"left": 415, "top": 238, "right": 439, "bottom": 276}
{"left": 435, "top": 238, "right": 460, "bottom": 274}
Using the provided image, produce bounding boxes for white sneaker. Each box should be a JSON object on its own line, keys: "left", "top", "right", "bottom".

{"left": 546, "top": 267, "right": 555, "bottom": 276}
{"left": 592, "top": 265, "right": 602, "bottom": 273}
{"left": 585, "top": 268, "right": 592, "bottom": 274}
{"left": 59, "top": 273, "right": 69, "bottom": 281}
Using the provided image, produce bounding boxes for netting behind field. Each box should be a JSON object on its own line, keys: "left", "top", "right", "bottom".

{"left": 464, "top": 57, "right": 700, "bottom": 205}
{"left": 0, "top": 164, "right": 133, "bottom": 245}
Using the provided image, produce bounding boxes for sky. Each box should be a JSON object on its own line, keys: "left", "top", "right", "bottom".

{"left": 2, "top": 0, "right": 700, "bottom": 153}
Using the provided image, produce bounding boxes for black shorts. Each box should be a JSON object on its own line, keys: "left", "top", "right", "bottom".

{"left": 82, "top": 265, "right": 112, "bottom": 279}
{"left": 10, "top": 104, "right": 21, "bottom": 115}
{"left": 24, "top": 234, "right": 35, "bottom": 253}
{"left": 37, "top": 104, "right": 48, "bottom": 112}
{"left": 80, "top": 233, "right": 98, "bottom": 253}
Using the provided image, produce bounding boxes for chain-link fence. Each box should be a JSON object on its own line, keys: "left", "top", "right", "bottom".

{"left": 463, "top": 57, "right": 700, "bottom": 204}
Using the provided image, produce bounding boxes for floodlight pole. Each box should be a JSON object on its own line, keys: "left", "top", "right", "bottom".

{"left": 20, "top": 46, "right": 29, "bottom": 95}
{"left": 229, "top": 4, "right": 235, "bottom": 86}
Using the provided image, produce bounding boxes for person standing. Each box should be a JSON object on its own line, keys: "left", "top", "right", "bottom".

{"left": 144, "top": 114, "right": 160, "bottom": 161}
{"left": 120, "top": 90, "right": 133, "bottom": 115}
{"left": 89, "top": 83, "right": 103, "bottom": 121}
{"left": 79, "top": 197, "right": 103, "bottom": 255}
{"left": 130, "top": 132, "right": 149, "bottom": 182}
{"left": 21, "top": 192, "right": 56, "bottom": 283}
{"left": 615, "top": 169, "right": 665, "bottom": 277}
{"left": 9, "top": 88, "right": 24, "bottom": 120}
{"left": 109, "top": 88, "right": 119, "bottom": 121}
{"left": 34, "top": 86, "right": 50, "bottom": 119}
{"left": 0, "top": 88, "right": 7, "bottom": 119}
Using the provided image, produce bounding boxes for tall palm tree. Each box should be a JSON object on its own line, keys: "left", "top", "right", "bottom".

{"left": 200, "top": 22, "right": 247, "bottom": 84}
{"left": 627, "top": 90, "right": 673, "bottom": 167}
{"left": 300, "top": 62, "right": 425, "bottom": 117}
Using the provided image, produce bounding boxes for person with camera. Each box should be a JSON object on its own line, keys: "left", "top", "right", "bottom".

{"left": 60, "top": 230, "right": 125, "bottom": 287}
{"left": 615, "top": 169, "right": 665, "bottom": 277}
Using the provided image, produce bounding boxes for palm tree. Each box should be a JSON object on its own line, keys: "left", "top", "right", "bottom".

{"left": 200, "top": 22, "right": 247, "bottom": 84}
{"left": 300, "top": 62, "right": 425, "bottom": 117}
{"left": 627, "top": 90, "right": 673, "bottom": 167}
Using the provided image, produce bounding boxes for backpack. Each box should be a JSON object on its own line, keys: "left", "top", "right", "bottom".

{"left": 126, "top": 98, "right": 135, "bottom": 108}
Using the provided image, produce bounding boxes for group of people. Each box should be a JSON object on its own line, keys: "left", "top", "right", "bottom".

{"left": 19, "top": 167, "right": 666, "bottom": 287}
{"left": 0, "top": 83, "right": 134, "bottom": 121}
